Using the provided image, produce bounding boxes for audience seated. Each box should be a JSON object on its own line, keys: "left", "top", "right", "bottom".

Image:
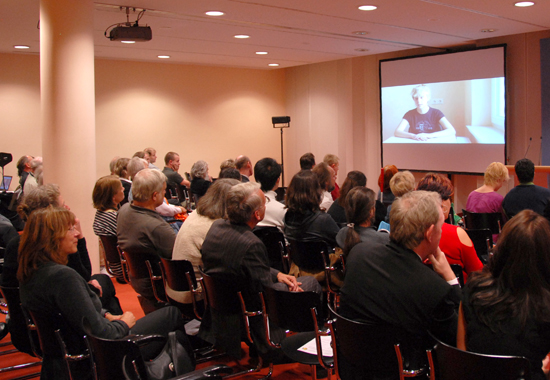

{"left": 114, "top": 157, "right": 131, "bottom": 206}
{"left": 378, "top": 164, "right": 398, "bottom": 208}
{"left": 461, "top": 210, "right": 550, "bottom": 380}
{"left": 170, "top": 178, "right": 239, "bottom": 303}
{"left": 327, "top": 170, "right": 366, "bottom": 225}
{"left": 384, "top": 170, "right": 415, "bottom": 223}
{"left": 109, "top": 156, "right": 119, "bottom": 175}
{"left": 336, "top": 187, "right": 389, "bottom": 259}
{"left": 23, "top": 157, "right": 42, "bottom": 195}
{"left": 254, "top": 157, "right": 286, "bottom": 232}
{"left": 117, "top": 169, "right": 176, "bottom": 310}
{"left": 18, "top": 207, "right": 190, "bottom": 380}
{"left": 299, "top": 152, "right": 315, "bottom": 170}
{"left": 218, "top": 158, "right": 236, "bottom": 176}
{"left": 163, "top": 151, "right": 191, "bottom": 204}
{"left": 417, "top": 173, "right": 482, "bottom": 282}
{"left": 339, "top": 191, "right": 461, "bottom": 376}
{"left": 199, "top": 182, "right": 321, "bottom": 360}
{"left": 312, "top": 162, "right": 336, "bottom": 211}
{"left": 92, "top": 175, "right": 125, "bottom": 280}
{"left": 323, "top": 154, "right": 341, "bottom": 200}
{"left": 466, "top": 162, "right": 509, "bottom": 213}
{"left": 218, "top": 167, "right": 241, "bottom": 180}
{"left": 16, "top": 154, "right": 33, "bottom": 189}
{"left": 2, "top": 184, "right": 122, "bottom": 314}
{"left": 235, "top": 155, "right": 253, "bottom": 182}
{"left": 503, "top": 158, "right": 550, "bottom": 219}
{"left": 190, "top": 160, "right": 212, "bottom": 200}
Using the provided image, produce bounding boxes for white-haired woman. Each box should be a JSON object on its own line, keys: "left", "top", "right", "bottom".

{"left": 190, "top": 160, "right": 212, "bottom": 201}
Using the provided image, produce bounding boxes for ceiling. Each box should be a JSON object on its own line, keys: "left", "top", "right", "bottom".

{"left": 1, "top": 0, "right": 549, "bottom": 70}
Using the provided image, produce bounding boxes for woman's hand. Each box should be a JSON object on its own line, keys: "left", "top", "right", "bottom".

{"left": 120, "top": 311, "right": 136, "bottom": 329}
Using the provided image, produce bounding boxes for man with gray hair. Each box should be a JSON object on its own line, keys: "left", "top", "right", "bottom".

{"left": 117, "top": 169, "right": 176, "bottom": 311}
{"left": 200, "top": 182, "right": 320, "bottom": 360}
{"left": 338, "top": 190, "right": 461, "bottom": 377}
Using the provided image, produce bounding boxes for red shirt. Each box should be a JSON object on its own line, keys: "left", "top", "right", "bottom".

{"left": 439, "top": 223, "right": 483, "bottom": 283}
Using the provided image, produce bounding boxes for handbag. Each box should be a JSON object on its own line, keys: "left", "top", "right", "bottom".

{"left": 144, "top": 331, "right": 194, "bottom": 380}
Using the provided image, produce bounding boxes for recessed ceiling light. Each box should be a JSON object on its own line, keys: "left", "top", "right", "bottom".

{"left": 358, "top": 5, "right": 377, "bottom": 11}
{"left": 353, "top": 31, "right": 368, "bottom": 35}
{"left": 480, "top": 28, "right": 496, "bottom": 33}
{"left": 206, "top": 11, "right": 224, "bottom": 16}
{"left": 121, "top": 41, "right": 135, "bottom": 44}
{"left": 256, "top": 51, "right": 268, "bottom": 55}
{"left": 355, "top": 48, "right": 369, "bottom": 52}
{"left": 14, "top": 45, "right": 30, "bottom": 49}
{"left": 515, "top": 1, "right": 534, "bottom": 6}
{"left": 158, "top": 55, "right": 170, "bottom": 59}
{"left": 234, "top": 35, "right": 250, "bottom": 39}
{"left": 268, "top": 63, "right": 279, "bottom": 67}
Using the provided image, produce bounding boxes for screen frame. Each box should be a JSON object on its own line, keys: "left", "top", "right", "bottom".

{"left": 379, "top": 44, "right": 507, "bottom": 175}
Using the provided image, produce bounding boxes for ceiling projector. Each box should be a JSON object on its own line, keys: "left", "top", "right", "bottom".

{"left": 109, "top": 25, "right": 152, "bottom": 42}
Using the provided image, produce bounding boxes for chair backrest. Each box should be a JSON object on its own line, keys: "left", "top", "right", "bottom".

{"left": 160, "top": 258, "right": 196, "bottom": 292}
{"left": 253, "top": 226, "right": 289, "bottom": 273}
{"left": 199, "top": 269, "right": 244, "bottom": 315}
{"left": 121, "top": 248, "right": 157, "bottom": 279}
{"left": 145, "top": 259, "right": 168, "bottom": 304}
{"left": 465, "top": 228, "right": 493, "bottom": 264}
{"left": 462, "top": 209, "right": 503, "bottom": 235}
{"left": 0, "top": 285, "right": 40, "bottom": 356}
{"left": 262, "top": 286, "right": 321, "bottom": 332}
{"left": 330, "top": 306, "right": 402, "bottom": 378}
{"left": 98, "top": 235, "right": 124, "bottom": 279}
{"left": 286, "top": 238, "right": 331, "bottom": 272}
{"left": 428, "top": 335, "right": 531, "bottom": 380}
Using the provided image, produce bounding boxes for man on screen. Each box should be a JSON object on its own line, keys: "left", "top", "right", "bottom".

{"left": 394, "top": 84, "right": 456, "bottom": 141}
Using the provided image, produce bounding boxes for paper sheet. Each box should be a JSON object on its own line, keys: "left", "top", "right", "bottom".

{"left": 297, "top": 336, "right": 333, "bottom": 357}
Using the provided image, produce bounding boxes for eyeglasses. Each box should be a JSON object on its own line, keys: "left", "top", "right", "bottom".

{"left": 68, "top": 225, "right": 77, "bottom": 233}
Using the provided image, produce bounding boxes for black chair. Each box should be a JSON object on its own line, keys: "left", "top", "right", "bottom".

{"left": 260, "top": 286, "right": 333, "bottom": 380}
{"left": 427, "top": 334, "right": 531, "bottom": 380}
{"left": 98, "top": 235, "right": 127, "bottom": 283}
{"left": 82, "top": 318, "right": 232, "bottom": 380}
{"left": 286, "top": 238, "right": 342, "bottom": 308}
{"left": 253, "top": 226, "right": 290, "bottom": 273}
{"left": 159, "top": 258, "right": 204, "bottom": 320}
{"left": 0, "top": 286, "right": 42, "bottom": 377}
{"left": 199, "top": 269, "right": 273, "bottom": 379}
{"left": 25, "top": 308, "right": 92, "bottom": 380}
{"left": 119, "top": 248, "right": 166, "bottom": 314}
{"left": 465, "top": 228, "right": 493, "bottom": 264}
{"left": 117, "top": 247, "right": 131, "bottom": 284}
{"left": 462, "top": 209, "right": 503, "bottom": 235}
{"left": 329, "top": 305, "right": 428, "bottom": 380}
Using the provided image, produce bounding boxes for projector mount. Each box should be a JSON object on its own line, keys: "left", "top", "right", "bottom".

{"left": 104, "top": 7, "right": 152, "bottom": 42}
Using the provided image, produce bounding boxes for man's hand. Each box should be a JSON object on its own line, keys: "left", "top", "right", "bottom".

{"left": 428, "top": 247, "right": 456, "bottom": 282}
{"left": 120, "top": 311, "right": 136, "bottom": 329}
{"left": 88, "top": 279, "right": 103, "bottom": 297}
{"left": 276, "top": 273, "right": 303, "bottom": 292}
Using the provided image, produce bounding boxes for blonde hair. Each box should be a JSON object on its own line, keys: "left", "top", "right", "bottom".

{"left": 389, "top": 171, "right": 415, "bottom": 197}
{"left": 484, "top": 162, "right": 509, "bottom": 187}
{"left": 411, "top": 84, "right": 430, "bottom": 99}
{"left": 323, "top": 154, "right": 339, "bottom": 167}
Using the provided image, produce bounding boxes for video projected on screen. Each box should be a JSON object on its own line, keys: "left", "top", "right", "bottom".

{"left": 380, "top": 46, "right": 506, "bottom": 174}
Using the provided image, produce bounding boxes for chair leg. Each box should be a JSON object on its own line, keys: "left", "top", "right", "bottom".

{"left": 222, "top": 356, "right": 272, "bottom": 379}
{"left": 0, "top": 361, "right": 41, "bottom": 374}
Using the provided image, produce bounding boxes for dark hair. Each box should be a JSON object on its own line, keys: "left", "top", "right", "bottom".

{"left": 18, "top": 207, "right": 75, "bottom": 283}
{"left": 312, "top": 162, "right": 331, "bottom": 191}
{"left": 254, "top": 158, "right": 281, "bottom": 192}
{"left": 300, "top": 153, "right": 315, "bottom": 170}
{"left": 218, "top": 167, "right": 241, "bottom": 180}
{"left": 416, "top": 172, "right": 453, "bottom": 201}
{"left": 515, "top": 158, "right": 535, "bottom": 183}
{"left": 196, "top": 179, "right": 240, "bottom": 219}
{"left": 164, "top": 152, "right": 178, "bottom": 166}
{"left": 378, "top": 165, "right": 398, "bottom": 194}
{"left": 343, "top": 187, "right": 376, "bottom": 258}
{"left": 286, "top": 170, "right": 322, "bottom": 214}
{"left": 92, "top": 175, "right": 122, "bottom": 211}
{"left": 133, "top": 151, "right": 146, "bottom": 159}
{"left": 467, "top": 210, "right": 550, "bottom": 332}
{"left": 337, "top": 171, "right": 367, "bottom": 207}
{"left": 16, "top": 155, "right": 30, "bottom": 177}
{"left": 235, "top": 156, "right": 251, "bottom": 170}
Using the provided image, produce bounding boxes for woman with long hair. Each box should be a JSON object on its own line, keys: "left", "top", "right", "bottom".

{"left": 327, "top": 170, "right": 367, "bottom": 225}
{"left": 336, "top": 187, "right": 389, "bottom": 259}
{"left": 18, "top": 207, "right": 190, "bottom": 380}
{"left": 462, "top": 210, "right": 550, "bottom": 380}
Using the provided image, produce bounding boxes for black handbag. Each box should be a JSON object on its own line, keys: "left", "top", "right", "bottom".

{"left": 144, "top": 331, "right": 194, "bottom": 380}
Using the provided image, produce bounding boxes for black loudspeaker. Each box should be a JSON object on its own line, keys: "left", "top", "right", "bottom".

{"left": 272, "top": 116, "right": 291, "bottom": 124}
{"left": 0, "top": 153, "right": 12, "bottom": 168}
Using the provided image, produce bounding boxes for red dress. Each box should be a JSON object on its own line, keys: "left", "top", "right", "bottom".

{"left": 439, "top": 223, "right": 483, "bottom": 282}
